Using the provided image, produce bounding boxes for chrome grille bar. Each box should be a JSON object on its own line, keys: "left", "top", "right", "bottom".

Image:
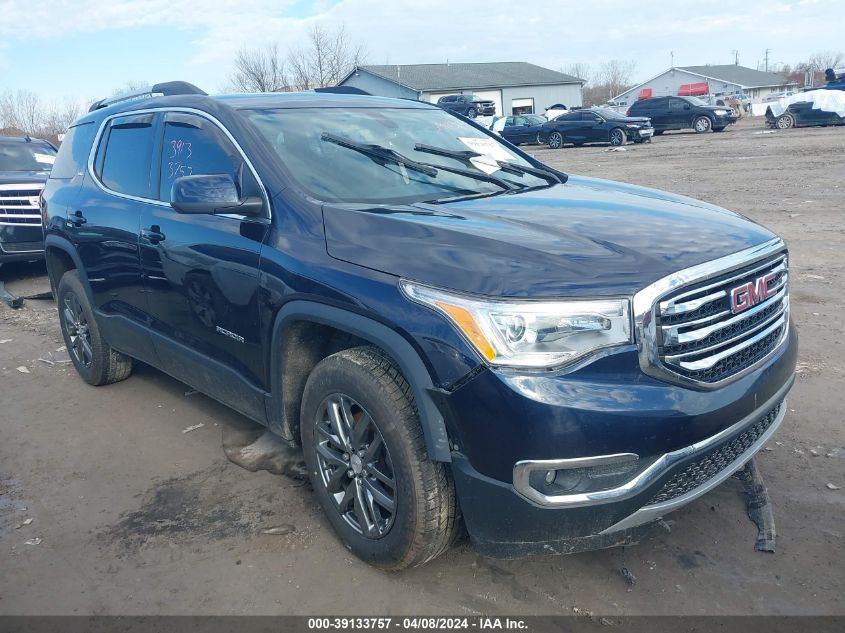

{"left": 0, "top": 184, "right": 44, "bottom": 226}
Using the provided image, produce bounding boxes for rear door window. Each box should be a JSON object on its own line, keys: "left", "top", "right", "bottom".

{"left": 97, "top": 114, "right": 156, "bottom": 198}
{"left": 157, "top": 112, "right": 260, "bottom": 202}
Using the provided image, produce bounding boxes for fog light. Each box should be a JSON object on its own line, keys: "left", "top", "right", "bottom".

{"left": 526, "top": 454, "right": 656, "bottom": 497}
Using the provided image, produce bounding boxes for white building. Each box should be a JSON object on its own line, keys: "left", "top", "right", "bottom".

{"left": 612, "top": 64, "right": 800, "bottom": 107}
{"left": 338, "top": 62, "right": 584, "bottom": 117}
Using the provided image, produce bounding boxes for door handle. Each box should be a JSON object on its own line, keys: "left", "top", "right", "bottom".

{"left": 68, "top": 210, "right": 87, "bottom": 227}
{"left": 141, "top": 226, "right": 166, "bottom": 244}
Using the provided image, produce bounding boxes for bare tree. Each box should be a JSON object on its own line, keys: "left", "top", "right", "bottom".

{"left": 807, "top": 50, "right": 844, "bottom": 73}
{"left": 0, "top": 90, "right": 42, "bottom": 134}
{"left": 594, "top": 60, "right": 637, "bottom": 102}
{"left": 562, "top": 63, "right": 592, "bottom": 85}
{"left": 0, "top": 90, "right": 84, "bottom": 139}
{"left": 110, "top": 81, "right": 151, "bottom": 97}
{"left": 229, "top": 44, "right": 289, "bottom": 92}
{"left": 287, "top": 24, "right": 366, "bottom": 90}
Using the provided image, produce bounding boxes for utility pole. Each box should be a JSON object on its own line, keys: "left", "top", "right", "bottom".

{"left": 670, "top": 50, "right": 675, "bottom": 68}
{"left": 764, "top": 49, "right": 771, "bottom": 72}
{"left": 732, "top": 50, "right": 739, "bottom": 65}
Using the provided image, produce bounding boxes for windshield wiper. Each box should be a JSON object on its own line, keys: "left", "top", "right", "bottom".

{"left": 323, "top": 133, "right": 517, "bottom": 191}
{"left": 322, "top": 133, "right": 438, "bottom": 176}
{"left": 496, "top": 161, "right": 566, "bottom": 185}
{"left": 414, "top": 143, "right": 481, "bottom": 161}
{"left": 415, "top": 142, "right": 565, "bottom": 185}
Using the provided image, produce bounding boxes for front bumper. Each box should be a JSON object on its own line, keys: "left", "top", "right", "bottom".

{"left": 440, "top": 323, "right": 796, "bottom": 558}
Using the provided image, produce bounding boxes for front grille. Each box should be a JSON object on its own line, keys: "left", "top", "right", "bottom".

{"left": 0, "top": 185, "right": 44, "bottom": 226}
{"left": 655, "top": 251, "right": 788, "bottom": 384}
{"left": 645, "top": 401, "right": 782, "bottom": 506}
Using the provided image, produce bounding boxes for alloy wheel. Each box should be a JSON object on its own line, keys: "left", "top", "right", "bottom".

{"left": 62, "top": 292, "right": 93, "bottom": 368}
{"left": 314, "top": 394, "right": 397, "bottom": 539}
{"left": 777, "top": 115, "right": 794, "bottom": 129}
{"left": 694, "top": 117, "right": 712, "bottom": 132}
{"left": 610, "top": 129, "right": 624, "bottom": 145}
{"left": 549, "top": 132, "right": 563, "bottom": 149}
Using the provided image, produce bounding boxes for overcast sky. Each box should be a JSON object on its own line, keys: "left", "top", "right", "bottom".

{"left": 1, "top": 0, "right": 842, "bottom": 104}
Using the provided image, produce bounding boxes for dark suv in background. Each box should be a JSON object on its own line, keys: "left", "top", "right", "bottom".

{"left": 0, "top": 135, "right": 57, "bottom": 263}
{"left": 628, "top": 96, "right": 738, "bottom": 134}
{"left": 43, "top": 82, "right": 794, "bottom": 569}
{"left": 436, "top": 94, "right": 496, "bottom": 118}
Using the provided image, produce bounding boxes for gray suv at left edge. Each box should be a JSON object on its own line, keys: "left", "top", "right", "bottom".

{"left": 0, "top": 135, "right": 57, "bottom": 263}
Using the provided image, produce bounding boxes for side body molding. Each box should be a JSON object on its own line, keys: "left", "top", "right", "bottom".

{"left": 268, "top": 301, "right": 452, "bottom": 462}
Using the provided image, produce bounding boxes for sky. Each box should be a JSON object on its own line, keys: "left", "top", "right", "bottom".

{"left": 0, "top": 0, "right": 842, "bottom": 106}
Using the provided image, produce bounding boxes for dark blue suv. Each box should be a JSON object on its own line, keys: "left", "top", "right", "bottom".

{"left": 42, "top": 82, "right": 796, "bottom": 569}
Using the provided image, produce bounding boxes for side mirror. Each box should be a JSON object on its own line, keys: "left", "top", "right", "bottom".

{"left": 684, "top": 104, "right": 691, "bottom": 110}
{"left": 170, "top": 174, "right": 263, "bottom": 216}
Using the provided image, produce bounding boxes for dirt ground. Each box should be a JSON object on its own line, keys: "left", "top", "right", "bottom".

{"left": 1, "top": 116, "right": 843, "bottom": 617}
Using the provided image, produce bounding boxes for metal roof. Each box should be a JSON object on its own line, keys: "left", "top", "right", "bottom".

{"left": 348, "top": 63, "right": 584, "bottom": 92}
{"left": 678, "top": 65, "right": 795, "bottom": 88}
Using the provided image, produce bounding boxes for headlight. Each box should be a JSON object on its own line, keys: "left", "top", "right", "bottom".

{"left": 714, "top": 109, "right": 729, "bottom": 115}
{"left": 400, "top": 280, "right": 632, "bottom": 368}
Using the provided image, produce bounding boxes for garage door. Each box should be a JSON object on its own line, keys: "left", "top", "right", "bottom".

{"left": 472, "top": 90, "right": 503, "bottom": 116}
{"left": 511, "top": 98, "right": 535, "bottom": 115}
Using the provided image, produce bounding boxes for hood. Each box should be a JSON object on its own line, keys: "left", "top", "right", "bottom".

{"left": 619, "top": 116, "right": 651, "bottom": 124}
{"left": 323, "top": 175, "right": 777, "bottom": 298}
{"left": 0, "top": 171, "right": 50, "bottom": 186}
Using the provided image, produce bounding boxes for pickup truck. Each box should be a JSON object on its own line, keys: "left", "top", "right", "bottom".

{"left": 42, "top": 82, "right": 796, "bottom": 569}
{"left": 0, "top": 135, "right": 56, "bottom": 263}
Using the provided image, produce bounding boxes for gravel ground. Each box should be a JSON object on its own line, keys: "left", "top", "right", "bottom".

{"left": 1, "top": 116, "right": 843, "bottom": 616}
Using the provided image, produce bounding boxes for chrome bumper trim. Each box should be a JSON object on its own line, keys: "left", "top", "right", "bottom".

{"left": 512, "top": 374, "right": 793, "bottom": 508}
{"left": 600, "top": 395, "right": 787, "bottom": 534}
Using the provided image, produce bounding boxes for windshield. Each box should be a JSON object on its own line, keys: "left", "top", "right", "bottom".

{"left": 0, "top": 141, "right": 56, "bottom": 172}
{"left": 245, "top": 107, "right": 550, "bottom": 204}
{"left": 469, "top": 96, "right": 486, "bottom": 102}
{"left": 681, "top": 96, "right": 708, "bottom": 106}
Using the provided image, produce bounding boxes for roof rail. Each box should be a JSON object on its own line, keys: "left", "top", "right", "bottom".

{"left": 314, "top": 86, "right": 370, "bottom": 95}
{"left": 88, "top": 81, "right": 207, "bottom": 112}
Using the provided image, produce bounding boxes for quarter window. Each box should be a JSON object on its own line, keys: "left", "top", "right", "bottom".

{"left": 157, "top": 113, "right": 259, "bottom": 202}
{"left": 97, "top": 114, "right": 155, "bottom": 198}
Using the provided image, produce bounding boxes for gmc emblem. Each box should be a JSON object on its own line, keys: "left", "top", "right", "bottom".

{"left": 730, "top": 273, "right": 778, "bottom": 313}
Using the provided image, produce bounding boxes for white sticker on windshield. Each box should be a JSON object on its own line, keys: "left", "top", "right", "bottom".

{"left": 457, "top": 137, "right": 516, "bottom": 175}
{"left": 34, "top": 153, "right": 55, "bottom": 165}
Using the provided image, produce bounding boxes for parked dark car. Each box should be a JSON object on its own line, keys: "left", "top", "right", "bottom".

{"left": 0, "top": 136, "right": 57, "bottom": 263}
{"left": 43, "top": 82, "right": 795, "bottom": 569}
{"left": 538, "top": 107, "right": 654, "bottom": 148}
{"left": 627, "top": 96, "right": 737, "bottom": 134}
{"left": 766, "top": 100, "right": 845, "bottom": 129}
{"left": 497, "top": 114, "right": 546, "bottom": 145}
{"left": 437, "top": 94, "right": 496, "bottom": 118}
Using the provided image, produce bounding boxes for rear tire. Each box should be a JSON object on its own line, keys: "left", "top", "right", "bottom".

{"left": 301, "top": 346, "right": 458, "bottom": 570}
{"left": 57, "top": 270, "right": 133, "bottom": 386}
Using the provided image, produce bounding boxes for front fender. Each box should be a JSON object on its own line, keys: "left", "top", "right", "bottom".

{"left": 268, "top": 300, "right": 452, "bottom": 462}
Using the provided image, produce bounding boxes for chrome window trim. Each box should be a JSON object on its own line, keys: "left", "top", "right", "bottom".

{"left": 86, "top": 106, "right": 271, "bottom": 220}
{"left": 512, "top": 374, "right": 793, "bottom": 508}
{"left": 632, "top": 237, "right": 789, "bottom": 390}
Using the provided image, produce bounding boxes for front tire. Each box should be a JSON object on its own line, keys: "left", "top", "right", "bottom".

{"left": 466, "top": 108, "right": 477, "bottom": 119}
{"left": 693, "top": 116, "right": 712, "bottom": 133}
{"left": 301, "top": 346, "right": 458, "bottom": 570}
{"left": 57, "top": 270, "right": 133, "bottom": 386}
{"left": 609, "top": 128, "right": 627, "bottom": 146}
{"left": 547, "top": 131, "right": 564, "bottom": 149}
{"left": 776, "top": 113, "right": 795, "bottom": 129}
